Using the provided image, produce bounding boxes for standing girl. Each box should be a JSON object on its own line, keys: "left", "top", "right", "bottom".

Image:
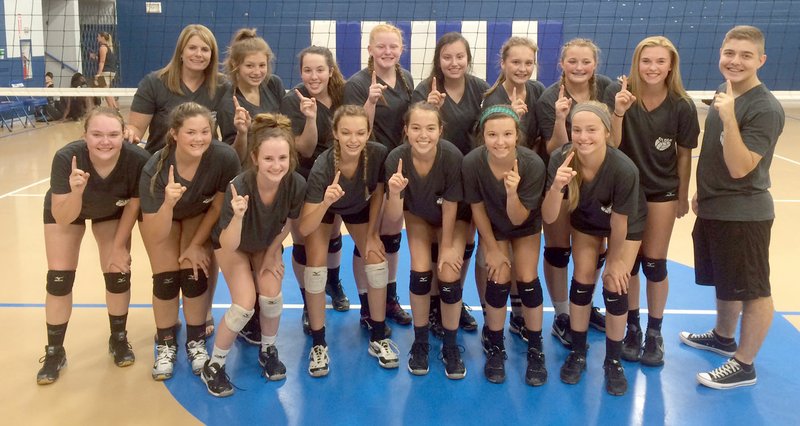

{"left": 139, "top": 102, "right": 240, "bottom": 381}
{"left": 542, "top": 101, "right": 647, "bottom": 396}
{"left": 203, "top": 114, "right": 306, "bottom": 397}
{"left": 298, "top": 105, "right": 395, "bottom": 376}
{"left": 536, "top": 38, "right": 614, "bottom": 346}
{"left": 37, "top": 107, "right": 149, "bottom": 385}
{"left": 384, "top": 102, "right": 468, "bottom": 378}
{"left": 344, "top": 23, "right": 413, "bottom": 326}
{"left": 218, "top": 28, "right": 286, "bottom": 161}
{"left": 93, "top": 32, "right": 118, "bottom": 110}
{"left": 462, "top": 105, "right": 547, "bottom": 385}
{"left": 606, "top": 36, "right": 699, "bottom": 366}
{"left": 127, "top": 24, "right": 225, "bottom": 155}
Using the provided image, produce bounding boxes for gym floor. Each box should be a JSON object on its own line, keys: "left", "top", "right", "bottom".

{"left": 1, "top": 102, "right": 799, "bottom": 425}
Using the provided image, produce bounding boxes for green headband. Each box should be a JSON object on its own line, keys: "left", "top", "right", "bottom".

{"left": 479, "top": 105, "right": 520, "bottom": 128}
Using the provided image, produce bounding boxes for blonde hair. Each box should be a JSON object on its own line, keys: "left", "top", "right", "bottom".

{"left": 332, "top": 105, "right": 371, "bottom": 198}
{"left": 224, "top": 28, "right": 274, "bottom": 89}
{"left": 485, "top": 37, "right": 538, "bottom": 98}
{"left": 248, "top": 113, "right": 298, "bottom": 175}
{"left": 157, "top": 24, "right": 221, "bottom": 98}
{"left": 367, "top": 24, "right": 412, "bottom": 97}
{"left": 559, "top": 38, "right": 601, "bottom": 100}
{"left": 628, "top": 36, "right": 690, "bottom": 104}
{"left": 565, "top": 100, "right": 611, "bottom": 212}
{"left": 724, "top": 25, "right": 766, "bottom": 55}
{"left": 83, "top": 106, "right": 124, "bottom": 132}
{"left": 98, "top": 32, "right": 114, "bottom": 53}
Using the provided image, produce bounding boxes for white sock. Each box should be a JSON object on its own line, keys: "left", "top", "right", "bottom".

{"left": 210, "top": 346, "right": 230, "bottom": 367}
{"left": 261, "top": 334, "right": 277, "bottom": 352}
{"left": 554, "top": 301, "right": 570, "bottom": 316}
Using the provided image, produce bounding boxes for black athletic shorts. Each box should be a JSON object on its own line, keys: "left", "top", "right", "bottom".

{"left": 322, "top": 203, "right": 370, "bottom": 225}
{"left": 43, "top": 208, "right": 122, "bottom": 225}
{"left": 692, "top": 218, "right": 772, "bottom": 301}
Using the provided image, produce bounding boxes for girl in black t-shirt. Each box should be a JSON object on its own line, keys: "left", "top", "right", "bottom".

{"left": 37, "top": 107, "right": 149, "bottom": 385}
{"left": 463, "top": 106, "right": 547, "bottom": 386}
{"left": 202, "top": 114, "right": 306, "bottom": 397}
{"left": 384, "top": 102, "right": 469, "bottom": 379}
{"left": 139, "top": 102, "right": 240, "bottom": 382}
{"left": 607, "top": 36, "right": 699, "bottom": 367}
{"left": 298, "top": 105, "right": 396, "bottom": 376}
{"left": 542, "top": 101, "right": 644, "bottom": 396}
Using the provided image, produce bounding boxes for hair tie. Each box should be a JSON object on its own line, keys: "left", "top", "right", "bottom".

{"left": 479, "top": 105, "right": 520, "bottom": 128}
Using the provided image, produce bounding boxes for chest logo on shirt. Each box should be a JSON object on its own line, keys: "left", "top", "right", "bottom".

{"left": 202, "top": 196, "right": 214, "bottom": 204}
{"left": 654, "top": 137, "right": 673, "bottom": 151}
{"left": 601, "top": 204, "right": 612, "bottom": 215}
{"left": 115, "top": 199, "right": 130, "bottom": 207}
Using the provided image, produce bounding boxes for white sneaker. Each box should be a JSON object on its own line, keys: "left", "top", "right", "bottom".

{"left": 152, "top": 343, "right": 177, "bottom": 381}
{"left": 368, "top": 338, "right": 399, "bottom": 369}
{"left": 308, "top": 345, "right": 330, "bottom": 377}
{"left": 186, "top": 340, "right": 209, "bottom": 376}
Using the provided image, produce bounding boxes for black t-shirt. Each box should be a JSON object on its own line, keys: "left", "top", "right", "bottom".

{"left": 130, "top": 72, "right": 227, "bottom": 154}
{"left": 344, "top": 68, "right": 414, "bottom": 151}
{"left": 462, "top": 145, "right": 546, "bottom": 239}
{"left": 217, "top": 75, "right": 286, "bottom": 145}
{"left": 482, "top": 80, "right": 547, "bottom": 156}
{"left": 279, "top": 84, "right": 334, "bottom": 178}
{"left": 697, "top": 83, "right": 784, "bottom": 221}
{"left": 536, "top": 75, "right": 614, "bottom": 144}
{"left": 603, "top": 84, "right": 700, "bottom": 198}
{"left": 305, "top": 141, "right": 387, "bottom": 215}
{"left": 547, "top": 144, "right": 646, "bottom": 238}
{"left": 140, "top": 140, "right": 241, "bottom": 220}
{"left": 384, "top": 140, "right": 463, "bottom": 226}
{"left": 45, "top": 141, "right": 150, "bottom": 219}
{"left": 411, "top": 75, "right": 489, "bottom": 155}
{"left": 211, "top": 170, "right": 306, "bottom": 253}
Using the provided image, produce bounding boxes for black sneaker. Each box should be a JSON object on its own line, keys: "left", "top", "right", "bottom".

{"left": 259, "top": 345, "right": 287, "bottom": 381}
{"left": 359, "top": 314, "right": 393, "bottom": 338}
{"left": 551, "top": 313, "right": 572, "bottom": 349}
{"left": 697, "top": 358, "right": 756, "bottom": 389}
{"left": 641, "top": 329, "right": 665, "bottom": 367}
{"left": 679, "top": 329, "right": 737, "bottom": 357}
{"left": 386, "top": 297, "right": 412, "bottom": 325}
{"left": 560, "top": 351, "right": 587, "bottom": 384}
{"left": 201, "top": 361, "right": 234, "bottom": 397}
{"left": 603, "top": 358, "right": 628, "bottom": 396}
{"left": 302, "top": 308, "right": 311, "bottom": 336}
{"left": 621, "top": 324, "right": 643, "bottom": 362}
{"left": 325, "top": 279, "right": 350, "bottom": 312}
{"left": 441, "top": 345, "right": 466, "bottom": 380}
{"left": 459, "top": 304, "right": 478, "bottom": 331}
{"left": 484, "top": 345, "right": 507, "bottom": 384}
{"left": 428, "top": 307, "right": 444, "bottom": 340}
{"left": 36, "top": 345, "right": 66, "bottom": 385}
{"left": 407, "top": 341, "right": 430, "bottom": 376}
{"left": 109, "top": 331, "right": 136, "bottom": 367}
{"left": 509, "top": 313, "right": 528, "bottom": 342}
{"left": 238, "top": 315, "right": 261, "bottom": 345}
{"left": 525, "top": 347, "right": 548, "bottom": 386}
{"left": 589, "top": 306, "right": 606, "bottom": 332}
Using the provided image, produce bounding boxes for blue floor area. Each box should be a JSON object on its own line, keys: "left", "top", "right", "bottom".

{"left": 162, "top": 234, "right": 800, "bottom": 425}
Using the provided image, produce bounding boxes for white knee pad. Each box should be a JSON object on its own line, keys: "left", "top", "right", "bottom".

{"left": 223, "top": 303, "right": 255, "bottom": 333}
{"left": 259, "top": 293, "right": 283, "bottom": 319}
{"left": 304, "top": 266, "right": 327, "bottom": 294}
{"left": 365, "top": 261, "right": 388, "bottom": 289}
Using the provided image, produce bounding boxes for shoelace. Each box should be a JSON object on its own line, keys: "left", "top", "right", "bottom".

{"left": 207, "top": 363, "right": 243, "bottom": 391}
{"left": 309, "top": 345, "right": 329, "bottom": 367}
{"left": 709, "top": 360, "right": 741, "bottom": 379}
{"left": 155, "top": 345, "right": 177, "bottom": 365}
{"left": 487, "top": 345, "right": 508, "bottom": 361}
{"left": 375, "top": 339, "right": 400, "bottom": 359}
{"left": 409, "top": 342, "right": 431, "bottom": 357}
{"left": 187, "top": 341, "right": 209, "bottom": 360}
{"left": 439, "top": 345, "right": 465, "bottom": 362}
{"left": 691, "top": 331, "right": 716, "bottom": 341}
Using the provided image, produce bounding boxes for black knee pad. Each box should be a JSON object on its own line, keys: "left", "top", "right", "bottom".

{"left": 485, "top": 280, "right": 511, "bottom": 308}
{"left": 642, "top": 257, "right": 668, "bottom": 282}
{"left": 152, "top": 271, "right": 180, "bottom": 300}
{"left": 544, "top": 246, "right": 571, "bottom": 268}
{"left": 46, "top": 270, "right": 76, "bottom": 296}
{"left": 603, "top": 288, "right": 628, "bottom": 316}
{"left": 328, "top": 235, "right": 342, "bottom": 253}
{"left": 631, "top": 254, "right": 643, "bottom": 276}
{"left": 380, "top": 233, "right": 402, "bottom": 254}
{"left": 439, "top": 280, "right": 463, "bottom": 304}
{"left": 463, "top": 243, "right": 475, "bottom": 260}
{"left": 517, "top": 277, "right": 543, "bottom": 308}
{"left": 409, "top": 270, "right": 433, "bottom": 295}
{"left": 353, "top": 245, "right": 361, "bottom": 258}
{"left": 179, "top": 269, "right": 208, "bottom": 298}
{"left": 596, "top": 251, "right": 607, "bottom": 270}
{"left": 103, "top": 272, "right": 131, "bottom": 294}
{"left": 430, "top": 243, "right": 439, "bottom": 263}
{"left": 292, "top": 244, "right": 307, "bottom": 265}
{"left": 569, "top": 278, "right": 595, "bottom": 306}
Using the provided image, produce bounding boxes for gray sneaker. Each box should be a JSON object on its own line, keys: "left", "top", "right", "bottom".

{"left": 641, "top": 328, "right": 665, "bottom": 366}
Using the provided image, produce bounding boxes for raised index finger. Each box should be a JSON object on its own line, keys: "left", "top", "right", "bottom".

{"left": 397, "top": 158, "right": 403, "bottom": 175}
{"left": 561, "top": 151, "right": 575, "bottom": 168}
{"left": 332, "top": 170, "right": 341, "bottom": 186}
{"left": 232, "top": 95, "right": 241, "bottom": 110}
{"left": 512, "top": 86, "right": 518, "bottom": 101}
{"left": 71, "top": 156, "right": 78, "bottom": 171}
{"left": 431, "top": 76, "right": 437, "bottom": 92}
{"left": 168, "top": 165, "right": 175, "bottom": 185}
{"left": 621, "top": 75, "right": 628, "bottom": 92}
{"left": 295, "top": 88, "right": 306, "bottom": 101}
{"left": 559, "top": 84, "right": 565, "bottom": 99}
{"left": 372, "top": 71, "right": 377, "bottom": 86}
{"left": 726, "top": 79, "right": 733, "bottom": 95}
{"left": 230, "top": 183, "right": 239, "bottom": 198}
{"left": 513, "top": 159, "right": 518, "bottom": 173}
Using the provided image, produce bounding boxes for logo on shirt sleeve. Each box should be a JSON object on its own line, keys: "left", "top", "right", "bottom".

{"left": 202, "top": 196, "right": 215, "bottom": 204}
{"left": 601, "top": 203, "right": 612, "bottom": 214}
{"left": 116, "top": 199, "right": 130, "bottom": 207}
{"left": 654, "top": 137, "right": 673, "bottom": 151}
